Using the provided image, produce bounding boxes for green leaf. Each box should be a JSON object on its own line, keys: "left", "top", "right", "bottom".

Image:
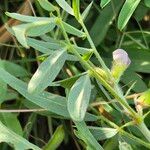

{"left": 121, "top": 71, "right": 147, "bottom": 92}
{"left": 12, "top": 24, "right": 29, "bottom": 48}
{"left": 6, "top": 12, "right": 51, "bottom": 22}
{"left": 73, "top": 45, "right": 92, "bottom": 54}
{"left": 27, "top": 38, "right": 62, "bottom": 53}
{"left": 72, "top": 0, "right": 80, "bottom": 20}
{"left": 0, "top": 63, "right": 27, "bottom": 103}
{"left": 28, "top": 49, "right": 67, "bottom": 94}
{"left": 74, "top": 130, "right": 93, "bottom": 149}
{"left": 89, "top": 127, "right": 118, "bottom": 140}
{"left": 38, "top": 0, "right": 55, "bottom": 11}
{"left": 0, "top": 68, "right": 69, "bottom": 117}
{"left": 0, "top": 80, "right": 7, "bottom": 104}
{"left": 0, "top": 121, "right": 41, "bottom": 150}
{"left": 144, "top": 0, "right": 150, "bottom": 8}
{"left": 89, "top": 0, "right": 123, "bottom": 46}
{"left": 82, "top": 1, "right": 93, "bottom": 20}
{"left": 100, "top": 0, "right": 111, "bottom": 8}
{"left": 75, "top": 121, "right": 104, "bottom": 150}
{"left": 12, "top": 19, "right": 55, "bottom": 48}
{"left": 43, "top": 125, "right": 65, "bottom": 150}
{"left": 2, "top": 92, "right": 18, "bottom": 103}
{"left": 26, "top": 21, "right": 55, "bottom": 37}
{"left": 82, "top": 51, "right": 93, "bottom": 61}
{"left": 0, "top": 60, "right": 28, "bottom": 77}
{"left": 67, "top": 74, "right": 91, "bottom": 121}
{"left": 117, "top": 0, "right": 141, "bottom": 30}
{"left": 0, "top": 113, "right": 23, "bottom": 136}
{"left": 125, "top": 47, "right": 150, "bottom": 73}
{"left": 55, "top": 0, "right": 74, "bottom": 15}
{"left": 61, "top": 21, "right": 86, "bottom": 37}
{"left": 27, "top": 39, "right": 54, "bottom": 53}
{"left": 50, "top": 73, "right": 84, "bottom": 89}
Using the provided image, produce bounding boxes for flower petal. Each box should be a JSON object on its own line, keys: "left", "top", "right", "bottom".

{"left": 113, "top": 49, "right": 131, "bottom": 66}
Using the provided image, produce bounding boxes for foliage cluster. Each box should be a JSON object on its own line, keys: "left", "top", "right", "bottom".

{"left": 0, "top": 0, "right": 150, "bottom": 149}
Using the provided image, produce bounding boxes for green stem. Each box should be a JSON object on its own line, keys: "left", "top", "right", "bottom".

{"left": 125, "top": 33, "right": 147, "bottom": 49}
{"left": 97, "top": 115, "right": 150, "bottom": 149}
{"left": 79, "top": 19, "right": 110, "bottom": 74}
{"left": 91, "top": 69, "right": 137, "bottom": 117}
{"left": 137, "top": 121, "right": 150, "bottom": 142}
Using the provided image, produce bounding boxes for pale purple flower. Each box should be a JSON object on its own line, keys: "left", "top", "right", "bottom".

{"left": 113, "top": 49, "right": 131, "bottom": 66}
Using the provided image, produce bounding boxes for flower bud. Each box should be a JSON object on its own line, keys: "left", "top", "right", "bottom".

{"left": 113, "top": 49, "right": 131, "bottom": 66}
{"left": 111, "top": 49, "right": 131, "bottom": 81}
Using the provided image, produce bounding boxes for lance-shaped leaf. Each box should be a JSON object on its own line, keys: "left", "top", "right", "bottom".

{"left": 38, "top": 0, "right": 55, "bottom": 12}
{"left": 0, "top": 113, "right": 23, "bottom": 136}
{"left": 56, "top": 0, "right": 74, "bottom": 15}
{"left": 72, "top": 0, "right": 80, "bottom": 20}
{"left": 0, "top": 121, "right": 41, "bottom": 150}
{"left": 117, "top": 0, "right": 141, "bottom": 30}
{"left": 0, "top": 68, "right": 69, "bottom": 117}
{"left": 12, "top": 19, "right": 55, "bottom": 48}
{"left": 61, "top": 21, "right": 86, "bottom": 38}
{"left": 50, "top": 73, "right": 84, "bottom": 89}
{"left": 6, "top": 12, "right": 51, "bottom": 22}
{"left": 75, "top": 121, "right": 104, "bottom": 150}
{"left": 0, "top": 60, "right": 28, "bottom": 78}
{"left": 28, "top": 49, "right": 67, "bottom": 94}
{"left": 82, "top": 1, "right": 93, "bottom": 20}
{"left": 12, "top": 24, "right": 28, "bottom": 48}
{"left": 43, "top": 125, "right": 65, "bottom": 150}
{"left": 67, "top": 74, "right": 91, "bottom": 121}
{"left": 0, "top": 80, "right": 7, "bottom": 104}
{"left": 27, "top": 37, "right": 62, "bottom": 53}
{"left": 26, "top": 21, "right": 55, "bottom": 37}
{"left": 89, "top": 127, "right": 118, "bottom": 141}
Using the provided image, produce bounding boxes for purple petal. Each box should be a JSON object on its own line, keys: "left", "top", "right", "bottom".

{"left": 113, "top": 49, "right": 131, "bottom": 66}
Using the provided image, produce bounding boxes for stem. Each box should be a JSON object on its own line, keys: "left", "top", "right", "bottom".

{"left": 97, "top": 115, "right": 150, "bottom": 149}
{"left": 79, "top": 19, "right": 110, "bottom": 74}
{"left": 92, "top": 71, "right": 137, "bottom": 117}
{"left": 137, "top": 121, "right": 150, "bottom": 142}
{"left": 125, "top": 33, "right": 147, "bottom": 49}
